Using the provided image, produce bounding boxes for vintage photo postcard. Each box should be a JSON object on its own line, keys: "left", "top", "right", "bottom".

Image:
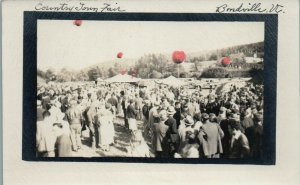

{"left": 2, "top": 0, "right": 300, "bottom": 185}
{"left": 24, "top": 12, "right": 275, "bottom": 164}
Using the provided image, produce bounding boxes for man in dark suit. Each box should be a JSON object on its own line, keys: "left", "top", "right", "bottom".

{"left": 165, "top": 106, "right": 178, "bottom": 157}
{"left": 228, "top": 120, "right": 250, "bottom": 158}
{"left": 53, "top": 123, "right": 72, "bottom": 157}
{"left": 153, "top": 110, "right": 169, "bottom": 157}
{"left": 173, "top": 102, "right": 182, "bottom": 129}
{"left": 198, "top": 113, "right": 224, "bottom": 158}
{"left": 127, "top": 99, "right": 138, "bottom": 132}
{"left": 247, "top": 113, "right": 263, "bottom": 159}
{"left": 107, "top": 93, "right": 118, "bottom": 113}
{"left": 205, "top": 97, "right": 219, "bottom": 115}
{"left": 121, "top": 93, "right": 129, "bottom": 129}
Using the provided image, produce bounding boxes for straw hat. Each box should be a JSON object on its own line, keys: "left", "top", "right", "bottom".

{"left": 167, "top": 106, "right": 176, "bottom": 115}
{"left": 201, "top": 113, "right": 209, "bottom": 120}
{"left": 184, "top": 115, "right": 194, "bottom": 126}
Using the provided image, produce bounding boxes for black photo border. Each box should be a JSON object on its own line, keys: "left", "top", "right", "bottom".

{"left": 23, "top": 12, "right": 277, "bottom": 164}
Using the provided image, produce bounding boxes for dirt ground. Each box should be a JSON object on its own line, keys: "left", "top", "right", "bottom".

{"left": 71, "top": 117, "right": 154, "bottom": 157}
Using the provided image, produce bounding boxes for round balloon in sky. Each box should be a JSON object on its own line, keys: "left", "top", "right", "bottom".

{"left": 172, "top": 51, "right": 186, "bottom": 64}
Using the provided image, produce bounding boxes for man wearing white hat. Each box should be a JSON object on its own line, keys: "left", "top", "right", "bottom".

{"left": 178, "top": 115, "right": 195, "bottom": 154}
{"left": 165, "top": 106, "right": 178, "bottom": 156}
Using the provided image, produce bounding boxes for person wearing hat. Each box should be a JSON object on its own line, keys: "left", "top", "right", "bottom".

{"left": 176, "top": 131, "right": 200, "bottom": 158}
{"left": 65, "top": 99, "right": 83, "bottom": 152}
{"left": 177, "top": 115, "right": 195, "bottom": 154}
{"left": 121, "top": 93, "right": 129, "bottom": 129}
{"left": 247, "top": 113, "right": 263, "bottom": 158}
{"left": 198, "top": 113, "right": 224, "bottom": 158}
{"left": 185, "top": 98, "right": 197, "bottom": 118}
{"left": 193, "top": 112, "right": 203, "bottom": 134}
{"left": 37, "top": 100, "right": 45, "bottom": 122}
{"left": 142, "top": 100, "right": 151, "bottom": 136}
{"left": 172, "top": 101, "right": 182, "bottom": 126}
{"left": 165, "top": 106, "right": 179, "bottom": 156}
{"left": 97, "top": 102, "right": 115, "bottom": 151}
{"left": 209, "top": 113, "right": 217, "bottom": 123}
{"left": 152, "top": 110, "right": 170, "bottom": 157}
{"left": 228, "top": 119, "right": 250, "bottom": 158}
{"left": 206, "top": 93, "right": 219, "bottom": 116}
{"left": 147, "top": 100, "right": 160, "bottom": 139}
{"left": 107, "top": 92, "right": 118, "bottom": 116}
{"left": 53, "top": 123, "right": 72, "bottom": 157}
{"left": 36, "top": 111, "right": 56, "bottom": 157}
{"left": 219, "top": 109, "right": 231, "bottom": 158}
{"left": 48, "top": 99, "right": 64, "bottom": 122}
{"left": 227, "top": 98, "right": 239, "bottom": 112}
{"left": 127, "top": 99, "right": 138, "bottom": 132}
{"left": 217, "top": 106, "right": 227, "bottom": 124}
{"left": 240, "top": 94, "right": 250, "bottom": 111}
{"left": 241, "top": 108, "right": 254, "bottom": 134}
{"left": 134, "top": 93, "right": 144, "bottom": 121}
{"left": 85, "top": 100, "right": 102, "bottom": 149}
{"left": 200, "top": 98, "right": 208, "bottom": 114}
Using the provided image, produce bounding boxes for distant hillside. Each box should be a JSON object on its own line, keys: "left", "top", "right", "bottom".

{"left": 38, "top": 41, "right": 264, "bottom": 82}
{"left": 82, "top": 58, "right": 137, "bottom": 72}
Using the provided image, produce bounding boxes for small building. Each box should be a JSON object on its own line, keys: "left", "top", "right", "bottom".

{"left": 181, "top": 62, "right": 196, "bottom": 73}
{"left": 195, "top": 60, "right": 218, "bottom": 72}
{"left": 245, "top": 57, "right": 263, "bottom": 63}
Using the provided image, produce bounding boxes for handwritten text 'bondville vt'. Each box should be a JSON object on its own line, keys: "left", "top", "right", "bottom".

{"left": 216, "top": 3, "right": 285, "bottom": 13}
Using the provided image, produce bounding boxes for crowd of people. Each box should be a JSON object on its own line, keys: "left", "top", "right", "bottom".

{"left": 36, "top": 80, "right": 264, "bottom": 159}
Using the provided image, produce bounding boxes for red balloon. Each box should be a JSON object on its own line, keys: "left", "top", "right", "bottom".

{"left": 221, "top": 57, "right": 231, "bottom": 67}
{"left": 172, "top": 51, "right": 186, "bottom": 64}
{"left": 117, "top": 52, "right": 123, "bottom": 59}
{"left": 120, "top": 69, "right": 126, "bottom": 75}
{"left": 74, "top": 20, "right": 82, "bottom": 26}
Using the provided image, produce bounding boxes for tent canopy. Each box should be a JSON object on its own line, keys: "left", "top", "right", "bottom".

{"left": 159, "top": 75, "right": 185, "bottom": 86}
{"left": 106, "top": 74, "right": 140, "bottom": 83}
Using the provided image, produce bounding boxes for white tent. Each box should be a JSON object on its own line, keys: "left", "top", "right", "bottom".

{"left": 159, "top": 76, "right": 185, "bottom": 86}
{"left": 106, "top": 74, "right": 140, "bottom": 83}
{"left": 215, "top": 81, "right": 248, "bottom": 94}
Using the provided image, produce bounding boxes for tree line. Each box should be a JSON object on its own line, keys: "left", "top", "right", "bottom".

{"left": 37, "top": 42, "right": 264, "bottom": 82}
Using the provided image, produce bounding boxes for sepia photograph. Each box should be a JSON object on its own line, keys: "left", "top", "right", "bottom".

{"left": 35, "top": 19, "right": 266, "bottom": 160}
{"left": 4, "top": 0, "right": 300, "bottom": 184}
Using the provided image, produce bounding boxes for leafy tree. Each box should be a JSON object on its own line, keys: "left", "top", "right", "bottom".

{"left": 87, "top": 68, "right": 100, "bottom": 81}
{"left": 209, "top": 53, "right": 218, "bottom": 60}
{"left": 108, "top": 67, "right": 117, "bottom": 77}
{"left": 201, "top": 67, "right": 228, "bottom": 78}
{"left": 249, "top": 68, "right": 264, "bottom": 84}
{"left": 150, "top": 70, "right": 163, "bottom": 79}
{"left": 37, "top": 69, "right": 46, "bottom": 78}
{"left": 45, "top": 68, "right": 56, "bottom": 81}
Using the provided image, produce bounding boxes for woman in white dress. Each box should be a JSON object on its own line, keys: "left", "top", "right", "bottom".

{"left": 96, "top": 103, "right": 115, "bottom": 151}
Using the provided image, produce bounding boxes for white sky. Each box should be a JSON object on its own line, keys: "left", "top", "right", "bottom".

{"left": 37, "top": 20, "right": 264, "bottom": 71}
